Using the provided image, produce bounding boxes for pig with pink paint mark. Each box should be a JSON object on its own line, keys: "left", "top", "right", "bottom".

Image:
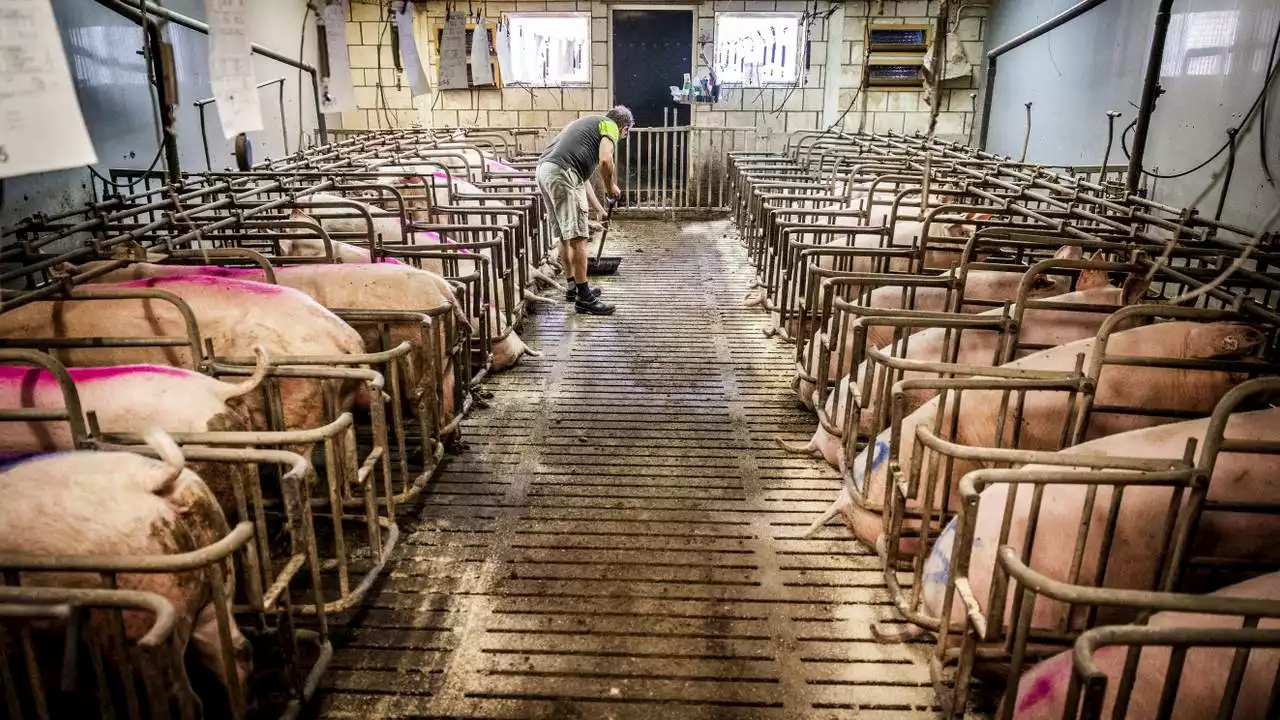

{"left": 0, "top": 430, "right": 252, "bottom": 699}
{"left": 805, "top": 322, "right": 1267, "bottom": 549}
{"left": 0, "top": 275, "right": 366, "bottom": 447}
{"left": 921, "top": 407, "right": 1280, "bottom": 639}
{"left": 1010, "top": 571, "right": 1280, "bottom": 720}
{"left": 0, "top": 351, "right": 269, "bottom": 517}
{"left": 793, "top": 249, "right": 1080, "bottom": 410}
{"left": 65, "top": 262, "right": 471, "bottom": 426}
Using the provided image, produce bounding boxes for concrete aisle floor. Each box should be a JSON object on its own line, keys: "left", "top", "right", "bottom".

{"left": 313, "top": 218, "right": 937, "bottom": 719}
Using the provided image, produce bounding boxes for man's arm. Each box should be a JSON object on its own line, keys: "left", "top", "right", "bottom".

{"left": 598, "top": 138, "right": 621, "bottom": 199}
{"left": 585, "top": 179, "right": 606, "bottom": 219}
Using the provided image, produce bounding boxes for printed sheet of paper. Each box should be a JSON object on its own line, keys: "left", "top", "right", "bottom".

{"left": 394, "top": 4, "right": 430, "bottom": 97}
{"left": 493, "top": 22, "right": 513, "bottom": 83}
{"left": 437, "top": 11, "right": 469, "bottom": 90}
{"left": 0, "top": 0, "right": 98, "bottom": 179}
{"left": 205, "top": 0, "right": 263, "bottom": 138}
{"left": 469, "top": 13, "right": 493, "bottom": 86}
{"left": 319, "top": 0, "right": 356, "bottom": 113}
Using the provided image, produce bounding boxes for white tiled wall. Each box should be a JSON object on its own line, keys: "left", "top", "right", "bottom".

{"left": 339, "top": 0, "right": 987, "bottom": 145}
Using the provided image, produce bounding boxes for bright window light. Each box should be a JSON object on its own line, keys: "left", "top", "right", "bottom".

{"left": 714, "top": 12, "right": 804, "bottom": 86}
{"left": 1161, "top": 10, "right": 1239, "bottom": 77}
{"left": 504, "top": 13, "right": 591, "bottom": 87}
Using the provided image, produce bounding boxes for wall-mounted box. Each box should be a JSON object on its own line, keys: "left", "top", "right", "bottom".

{"left": 867, "top": 56, "right": 925, "bottom": 89}
{"left": 866, "top": 23, "right": 930, "bottom": 54}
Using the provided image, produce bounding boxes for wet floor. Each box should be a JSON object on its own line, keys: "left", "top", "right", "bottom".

{"left": 312, "top": 218, "right": 938, "bottom": 719}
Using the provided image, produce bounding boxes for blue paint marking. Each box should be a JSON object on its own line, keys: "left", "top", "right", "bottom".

{"left": 851, "top": 439, "right": 890, "bottom": 492}
{"left": 923, "top": 517, "right": 958, "bottom": 588}
{"left": 0, "top": 451, "right": 61, "bottom": 473}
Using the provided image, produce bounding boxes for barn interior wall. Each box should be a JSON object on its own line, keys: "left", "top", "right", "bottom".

{"left": 342, "top": 1, "right": 987, "bottom": 148}
{"left": 983, "top": 0, "right": 1280, "bottom": 230}
{"left": 0, "top": 0, "right": 319, "bottom": 230}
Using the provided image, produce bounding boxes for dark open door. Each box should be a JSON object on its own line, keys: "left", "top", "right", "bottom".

{"left": 611, "top": 9, "right": 692, "bottom": 206}
{"left": 611, "top": 9, "right": 692, "bottom": 127}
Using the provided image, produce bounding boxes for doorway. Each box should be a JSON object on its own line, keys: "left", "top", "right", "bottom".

{"left": 611, "top": 8, "right": 693, "bottom": 205}
{"left": 611, "top": 9, "right": 693, "bottom": 127}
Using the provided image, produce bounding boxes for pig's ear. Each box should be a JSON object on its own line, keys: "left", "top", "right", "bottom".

{"left": 1054, "top": 245, "right": 1083, "bottom": 261}
{"left": 1121, "top": 273, "right": 1152, "bottom": 305}
{"left": 1077, "top": 266, "right": 1111, "bottom": 291}
{"left": 1187, "top": 323, "right": 1268, "bottom": 359}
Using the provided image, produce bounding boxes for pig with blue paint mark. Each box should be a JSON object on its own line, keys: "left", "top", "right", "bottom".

{"left": 793, "top": 248, "right": 1079, "bottom": 411}
{"left": 805, "top": 321, "right": 1267, "bottom": 552}
{"left": 923, "top": 406, "right": 1280, "bottom": 638}
{"left": 850, "top": 261, "right": 1148, "bottom": 438}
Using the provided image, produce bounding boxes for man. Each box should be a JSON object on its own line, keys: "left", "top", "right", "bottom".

{"left": 536, "top": 106, "right": 634, "bottom": 315}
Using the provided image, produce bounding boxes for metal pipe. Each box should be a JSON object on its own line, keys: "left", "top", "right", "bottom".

{"left": 979, "top": 0, "right": 1115, "bottom": 149}
{"left": 1126, "top": 0, "right": 1177, "bottom": 194}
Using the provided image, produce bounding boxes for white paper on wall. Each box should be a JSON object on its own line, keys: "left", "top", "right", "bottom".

{"left": 319, "top": 0, "right": 356, "bottom": 113}
{"left": 438, "top": 11, "right": 469, "bottom": 89}
{"left": 394, "top": 3, "right": 430, "bottom": 96}
{"left": 0, "top": 0, "right": 98, "bottom": 179}
{"left": 494, "top": 22, "right": 513, "bottom": 82}
{"left": 469, "top": 12, "right": 493, "bottom": 85}
{"left": 205, "top": 0, "right": 264, "bottom": 138}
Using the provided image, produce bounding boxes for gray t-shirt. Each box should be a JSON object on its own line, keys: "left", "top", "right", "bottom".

{"left": 540, "top": 115, "right": 621, "bottom": 181}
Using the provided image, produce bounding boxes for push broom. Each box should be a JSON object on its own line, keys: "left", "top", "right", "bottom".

{"left": 586, "top": 197, "right": 622, "bottom": 275}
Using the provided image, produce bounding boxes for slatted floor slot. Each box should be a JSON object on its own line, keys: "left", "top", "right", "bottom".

{"left": 313, "top": 219, "right": 938, "bottom": 719}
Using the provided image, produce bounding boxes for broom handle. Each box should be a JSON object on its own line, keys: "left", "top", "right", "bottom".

{"left": 595, "top": 198, "right": 617, "bottom": 261}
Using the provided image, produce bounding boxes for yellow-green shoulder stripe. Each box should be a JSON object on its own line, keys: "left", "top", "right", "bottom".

{"left": 599, "top": 118, "right": 620, "bottom": 143}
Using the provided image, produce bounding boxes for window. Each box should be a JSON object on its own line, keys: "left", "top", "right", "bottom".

{"left": 714, "top": 12, "right": 804, "bottom": 86}
{"left": 504, "top": 13, "right": 591, "bottom": 86}
{"left": 1160, "top": 10, "right": 1239, "bottom": 77}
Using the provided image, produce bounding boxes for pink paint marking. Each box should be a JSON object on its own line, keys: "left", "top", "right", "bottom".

{"left": 115, "top": 274, "right": 284, "bottom": 295}
{"left": 485, "top": 159, "right": 518, "bottom": 173}
{"left": 0, "top": 363, "right": 196, "bottom": 386}
{"left": 142, "top": 265, "right": 263, "bottom": 280}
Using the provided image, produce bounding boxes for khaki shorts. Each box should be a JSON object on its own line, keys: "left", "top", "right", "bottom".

{"left": 536, "top": 161, "right": 589, "bottom": 241}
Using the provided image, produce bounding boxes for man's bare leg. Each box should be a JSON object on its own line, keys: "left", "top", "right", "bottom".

{"left": 569, "top": 236, "right": 589, "bottom": 285}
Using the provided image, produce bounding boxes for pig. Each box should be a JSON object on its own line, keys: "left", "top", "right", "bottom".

{"left": 0, "top": 275, "right": 366, "bottom": 442}
{"left": 1010, "top": 570, "right": 1280, "bottom": 720}
{"left": 793, "top": 249, "right": 1080, "bottom": 410}
{"left": 0, "top": 349, "right": 269, "bottom": 517}
{"left": 64, "top": 262, "right": 471, "bottom": 425}
{"left": 805, "top": 322, "right": 1267, "bottom": 551}
{"left": 847, "top": 268, "right": 1149, "bottom": 438}
{"left": 780, "top": 375, "right": 853, "bottom": 468}
{"left": 0, "top": 429, "right": 251, "bottom": 697}
{"left": 922, "top": 408, "right": 1280, "bottom": 636}
{"left": 287, "top": 191, "right": 406, "bottom": 249}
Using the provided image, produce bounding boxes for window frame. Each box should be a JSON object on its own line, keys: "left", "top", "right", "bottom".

{"left": 712, "top": 11, "right": 807, "bottom": 88}
{"left": 502, "top": 11, "right": 593, "bottom": 88}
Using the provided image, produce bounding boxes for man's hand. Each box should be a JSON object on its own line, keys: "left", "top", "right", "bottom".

{"left": 607, "top": 184, "right": 621, "bottom": 200}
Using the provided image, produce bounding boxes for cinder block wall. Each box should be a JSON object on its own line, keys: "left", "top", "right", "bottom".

{"left": 340, "top": 0, "right": 987, "bottom": 143}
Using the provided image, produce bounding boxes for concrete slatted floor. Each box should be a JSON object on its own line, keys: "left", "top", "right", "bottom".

{"left": 313, "top": 218, "right": 937, "bottom": 719}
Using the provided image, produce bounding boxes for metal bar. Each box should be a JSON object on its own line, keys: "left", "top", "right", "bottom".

{"left": 1126, "top": 0, "right": 1177, "bottom": 193}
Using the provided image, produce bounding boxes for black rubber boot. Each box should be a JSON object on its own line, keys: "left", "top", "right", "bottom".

{"left": 575, "top": 295, "right": 616, "bottom": 315}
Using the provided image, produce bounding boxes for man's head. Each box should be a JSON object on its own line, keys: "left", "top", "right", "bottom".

{"left": 606, "top": 106, "right": 634, "bottom": 140}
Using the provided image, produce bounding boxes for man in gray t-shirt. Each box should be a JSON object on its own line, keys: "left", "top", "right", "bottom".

{"left": 536, "top": 106, "right": 633, "bottom": 315}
